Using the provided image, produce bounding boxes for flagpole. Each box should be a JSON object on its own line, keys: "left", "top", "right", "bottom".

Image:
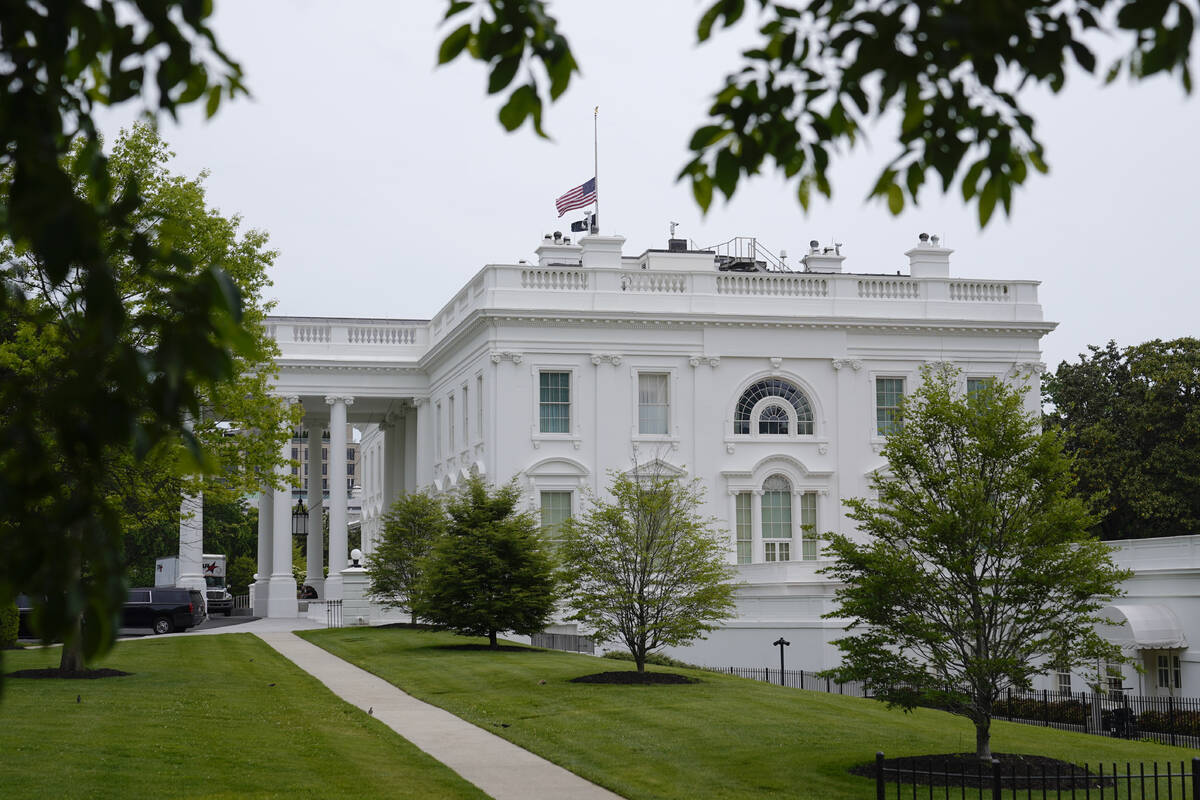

{"left": 593, "top": 105, "right": 599, "bottom": 234}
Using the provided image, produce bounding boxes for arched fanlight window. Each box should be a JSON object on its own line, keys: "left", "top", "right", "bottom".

{"left": 734, "top": 378, "right": 814, "bottom": 435}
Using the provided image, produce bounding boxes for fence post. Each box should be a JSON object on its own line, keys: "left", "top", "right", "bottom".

{"left": 1044, "top": 688, "right": 1050, "bottom": 727}
{"left": 991, "top": 758, "right": 1002, "bottom": 800}
{"left": 1007, "top": 687, "right": 1012, "bottom": 721}
{"left": 876, "top": 752, "right": 885, "bottom": 800}
{"left": 1191, "top": 757, "right": 1199, "bottom": 800}
{"left": 1080, "top": 691, "right": 1088, "bottom": 734}
{"left": 1169, "top": 695, "right": 1176, "bottom": 748}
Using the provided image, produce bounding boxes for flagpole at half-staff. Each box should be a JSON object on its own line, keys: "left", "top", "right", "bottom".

{"left": 592, "top": 106, "right": 599, "bottom": 234}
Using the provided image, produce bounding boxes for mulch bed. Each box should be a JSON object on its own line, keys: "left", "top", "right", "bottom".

{"left": 852, "top": 753, "right": 1110, "bottom": 790}
{"left": 570, "top": 671, "right": 699, "bottom": 685}
{"left": 6, "top": 668, "right": 131, "bottom": 680}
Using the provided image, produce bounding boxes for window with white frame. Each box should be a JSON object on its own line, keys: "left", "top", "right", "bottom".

{"left": 539, "top": 371, "right": 571, "bottom": 433}
{"left": 735, "top": 492, "right": 752, "bottom": 565}
{"left": 1105, "top": 661, "right": 1125, "bottom": 695}
{"left": 799, "top": 491, "right": 817, "bottom": 560}
{"left": 761, "top": 475, "right": 792, "bottom": 562}
{"left": 638, "top": 372, "right": 670, "bottom": 435}
{"left": 1158, "top": 654, "right": 1183, "bottom": 689}
{"left": 1056, "top": 669, "right": 1072, "bottom": 694}
{"left": 966, "top": 376, "right": 994, "bottom": 400}
{"left": 539, "top": 491, "right": 572, "bottom": 541}
{"left": 875, "top": 377, "right": 904, "bottom": 435}
{"left": 734, "top": 379, "right": 814, "bottom": 436}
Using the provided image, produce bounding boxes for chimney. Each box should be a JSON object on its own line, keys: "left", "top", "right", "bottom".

{"left": 535, "top": 231, "right": 582, "bottom": 266}
{"left": 579, "top": 234, "right": 625, "bottom": 268}
{"left": 905, "top": 232, "right": 952, "bottom": 278}
{"left": 802, "top": 239, "right": 846, "bottom": 273}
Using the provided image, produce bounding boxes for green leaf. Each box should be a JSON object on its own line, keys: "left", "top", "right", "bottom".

{"left": 886, "top": 183, "right": 904, "bottom": 215}
{"left": 438, "top": 24, "right": 472, "bottom": 65}
{"left": 204, "top": 85, "right": 221, "bottom": 118}
{"left": 487, "top": 56, "right": 520, "bottom": 95}
{"left": 978, "top": 177, "right": 998, "bottom": 227}
{"left": 961, "top": 159, "right": 987, "bottom": 201}
{"left": 444, "top": 0, "right": 471, "bottom": 20}
{"left": 692, "top": 174, "right": 714, "bottom": 212}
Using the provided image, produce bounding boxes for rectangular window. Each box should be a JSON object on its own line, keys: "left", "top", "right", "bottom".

{"left": 291, "top": 447, "right": 299, "bottom": 461}
{"left": 1158, "top": 655, "right": 1170, "bottom": 688}
{"left": 1174, "top": 655, "right": 1183, "bottom": 689}
{"left": 638, "top": 373, "right": 670, "bottom": 435}
{"left": 462, "top": 385, "right": 470, "bottom": 445}
{"left": 539, "top": 371, "right": 571, "bottom": 433}
{"left": 1057, "top": 670, "right": 1072, "bottom": 694}
{"left": 321, "top": 463, "right": 327, "bottom": 476}
{"left": 876, "top": 377, "right": 904, "bottom": 435}
{"left": 764, "top": 541, "right": 791, "bottom": 562}
{"left": 291, "top": 465, "right": 299, "bottom": 476}
{"left": 321, "top": 447, "right": 328, "bottom": 460}
{"left": 476, "top": 375, "right": 484, "bottom": 439}
{"left": 347, "top": 447, "right": 355, "bottom": 461}
{"left": 1105, "top": 662, "right": 1124, "bottom": 696}
{"left": 735, "top": 493, "right": 752, "bottom": 565}
{"left": 322, "top": 478, "right": 328, "bottom": 490}
{"left": 799, "top": 492, "right": 817, "bottom": 560}
{"left": 347, "top": 463, "right": 355, "bottom": 476}
{"left": 540, "top": 491, "right": 572, "bottom": 541}
{"left": 448, "top": 395, "right": 456, "bottom": 451}
{"left": 303, "top": 464, "right": 308, "bottom": 476}
{"left": 966, "top": 377, "right": 993, "bottom": 399}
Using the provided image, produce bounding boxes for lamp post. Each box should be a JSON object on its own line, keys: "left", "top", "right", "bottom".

{"left": 773, "top": 637, "right": 790, "bottom": 686}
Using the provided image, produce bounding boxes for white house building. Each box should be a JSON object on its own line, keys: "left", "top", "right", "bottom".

{"left": 250, "top": 229, "right": 1195, "bottom": 688}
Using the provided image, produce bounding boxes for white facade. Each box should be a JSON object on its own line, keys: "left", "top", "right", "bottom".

{"left": 260, "top": 231, "right": 1060, "bottom": 665}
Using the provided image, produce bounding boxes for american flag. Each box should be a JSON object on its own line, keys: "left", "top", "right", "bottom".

{"left": 555, "top": 177, "right": 597, "bottom": 217}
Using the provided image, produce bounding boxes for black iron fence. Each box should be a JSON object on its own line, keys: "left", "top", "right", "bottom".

{"left": 531, "top": 632, "right": 594, "bottom": 654}
{"left": 995, "top": 688, "right": 1200, "bottom": 749}
{"left": 874, "top": 752, "right": 1200, "bottom": 799}
{"left": 326, "top": 599, "right": 342, "bottom": 629}
{"left": 706, "top": 665, "right": 871, "bottom": 697}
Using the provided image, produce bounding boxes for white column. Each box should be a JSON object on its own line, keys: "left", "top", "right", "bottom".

{"left": 251, "top": 490, "right": 273, "bottom": 615}
{"left": 404, "top": 403, "right": 418, "bottom": 494}
{"left": 266, "top": 402, "right": 298, "bottom": 617}
{"left": 177, "top": 491, "right": 205, "bottom": 605}
{"left": 305, "top": 417, "right": 327, "bottom": 598}
{"left": 324, "top": 395, "right": 353, "bottom": 600}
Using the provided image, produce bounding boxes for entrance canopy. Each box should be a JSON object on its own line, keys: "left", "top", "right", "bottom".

{"left": 1097, "top": 604, "right": 1189, "bottom": 650}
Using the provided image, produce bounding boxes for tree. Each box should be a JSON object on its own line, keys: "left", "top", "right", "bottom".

{"left": 367, "top": 492, "right": 447, "bottom": 624}
{"left": 412, "top": 477, "right": 557, "bottom": 649}
{"left": 1, "top": 2, "right": 250, "bottom": 678}
{"left": 1044, "top": 338, "right": 1200, "bottom": 540}
{"left": 558, "top": 468, "right": 737, "bottom": 672}
{"left": 1, "top": 123, "right": 291, "bottom": 670}
{"left": 822, "top": 365, "right": 1129, "bottom": 760}
{"left": 441, "top": 0, "right": 1194, "bottom": 225}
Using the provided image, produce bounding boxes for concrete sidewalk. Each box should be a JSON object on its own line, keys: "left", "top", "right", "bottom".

{"left": 257, "top": 631, "right": 624, "bottom": 800}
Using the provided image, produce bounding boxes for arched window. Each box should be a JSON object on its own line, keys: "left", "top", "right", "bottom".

{"left": 734, "top": 378, "right": 814, "bottom": 435}
{"left": 761, "top": 474, "right": 792, "bottom": 561}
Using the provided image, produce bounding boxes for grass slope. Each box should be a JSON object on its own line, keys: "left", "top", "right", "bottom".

{"left": 0, "top": 633, "right": 486, "bottom": 800}
{"left": 302, "top": 627, "right": 1199, "bottom": 800}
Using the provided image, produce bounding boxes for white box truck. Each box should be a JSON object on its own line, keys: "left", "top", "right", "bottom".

{"left": 155, "top": 554, "right": 233, "bottom": 616}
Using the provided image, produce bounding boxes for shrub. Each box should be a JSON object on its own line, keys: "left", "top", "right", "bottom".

{"left": 0, "top": 602, "right": 19, "bottom": 648}
{"left": 1137, "top": 709, "right": 1200, "bottom": 736}
{"left": 992, "top": 696, "right": 1089, "bottom": 725}
{"left": 602, "top": 650, "right": 702, "bottom": 670}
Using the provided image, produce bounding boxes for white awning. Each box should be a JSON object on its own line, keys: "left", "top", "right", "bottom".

{"left": 1097, "top": 604, "right": 1189, "bottom": 650}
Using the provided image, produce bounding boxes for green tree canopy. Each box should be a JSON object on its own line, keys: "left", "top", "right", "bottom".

{"left": 442, "top": 0, "right": 1194, "bottom": 225}
{"left": 1044, "top": 338, "right": 1200, "bottom": 540}
{"left": 413, "top": 477, "right": 558, "bottom": 649}
{"left": 367, "top": 491, "right": 447, "bottom": 624}
{"left": 823, "top": 365, "right": 1128, "bottom": 760}
{"left": 558, "top": 468, "right": 736, "bottom": 672}
{"left": 1, "top": 123, "right": 291, "bottom": 669}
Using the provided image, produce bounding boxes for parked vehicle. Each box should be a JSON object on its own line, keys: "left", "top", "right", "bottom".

{"left": 155, "top": 554, "right": 233, "bottom": 616}
{"left": 123, "top": 587, "right": 205, "bottom": 634}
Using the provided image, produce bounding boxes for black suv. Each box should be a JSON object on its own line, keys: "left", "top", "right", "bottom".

{"left": 123, "top": 587, "right": 205, "bottom": 634}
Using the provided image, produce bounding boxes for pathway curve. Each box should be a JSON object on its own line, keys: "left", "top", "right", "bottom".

{"left": 256, "top": 631, "right": 625, "bottom": 800}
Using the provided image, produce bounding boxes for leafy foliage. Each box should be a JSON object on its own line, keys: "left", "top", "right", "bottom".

{"left": 558, "top": 468, "right": 736, "bottom": 672}
{"left": 0, "top": 2, "right": 252, "bottom": 677}
{"left": 0, "top": 602, "right": 17, "bottom": 648}
{"left": 442, "top": 0, "right": 1194, "bottom": 225}
{"left": 1044, "top": 338, "right": 1200, "bottom": 540}
{"left": 823, "top": 365, "right": 1129, "bottom": 759}
{"left": 367, "top": 492, "right": 447, "bottom": 623}
{"left": 412, "top": 477, "right": 558, "bottom": 648}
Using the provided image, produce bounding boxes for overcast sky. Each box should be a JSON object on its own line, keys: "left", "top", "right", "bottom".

{"left": 96, "top": 1, "right": 1199, "bottom": 371}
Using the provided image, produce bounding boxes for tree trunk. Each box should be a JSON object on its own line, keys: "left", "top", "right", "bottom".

{"left": 59, "top": 614, "right": 84, "bottom": 673}
{"left": 489, "top": 629, "right": 498, "bottom": 649}
{"left": 410, "top": 609, "right": 417, "bottom": 625}
{"left": 975, "top": 719, "right": 992, "bottom": 760}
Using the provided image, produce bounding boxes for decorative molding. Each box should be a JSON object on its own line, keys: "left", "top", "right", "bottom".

{"left": 726, "top": 443, "right": 736, "bottom": 454}
{"left": 817, "top": 443, "right": 829, "bottom": 455}
{"left": 284, "top": 394, "right": 300, "bottom": 405}
{"left": 590, "top": 353, "right": 623, "bottom": 366}
{"left": 871, "top": 442, "right": 885, "bottom": 454}
{"left": 490, "top": 350, "right": 524, "bottom": 365}
{"left": 689, "top": 355, "right": 721, "bottom": 368}
{"left": 1010, "top": 361, "right": 1047, "bottom": 377}
{"left": 769, "top": 357, "right": 783, "bottom": 369}
{"left": 324, "top": 395, "right": 355, "bottom": 406}
{"left": 831, "top": 358, "right": 863, "bottom": 371}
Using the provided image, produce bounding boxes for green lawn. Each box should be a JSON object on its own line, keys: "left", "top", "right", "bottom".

{"left": 301, "top": 627, "right": 1199, "bottom": 800}
{"left": 0, "top": 634, "right": 486, "bottom": 800}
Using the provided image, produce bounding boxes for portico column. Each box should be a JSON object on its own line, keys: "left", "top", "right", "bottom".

{"left": 305, "top": 416, "right": 327, "bottom": 598}
{"left": 404, "top": 403, "right": 419, "bottom": 494}
{"left": 252, "top": 489, "right": 273, "bottom": 614}
{"left": 266, "top": 399, "right": 298, "bottom": 617}
{"left": 324, "top": 395, "right": 353, "bottom": 600}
